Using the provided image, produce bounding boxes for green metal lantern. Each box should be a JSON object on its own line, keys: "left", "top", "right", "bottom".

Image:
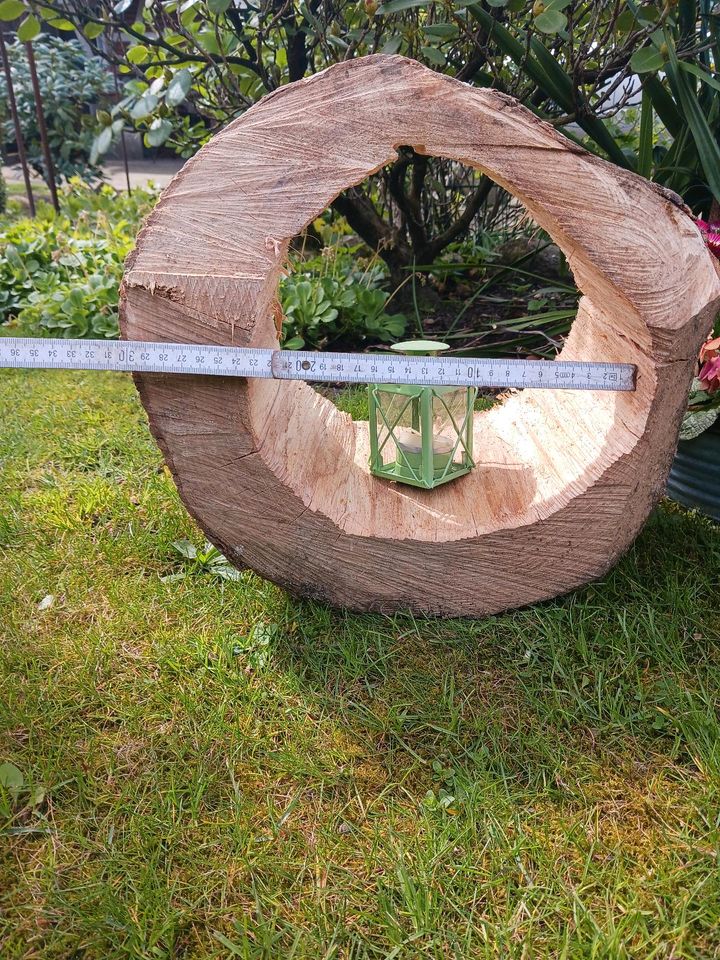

{"left": 368, "top": 341, "right": 477, "bottom": 489}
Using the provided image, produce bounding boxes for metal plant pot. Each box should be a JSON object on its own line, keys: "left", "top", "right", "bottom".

{"left": 667, "top": 418, "right": 720, "bottom": 521}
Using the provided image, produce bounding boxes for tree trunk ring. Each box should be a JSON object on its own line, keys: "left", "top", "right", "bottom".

{"left": 120, "top": 55, "right": 720, "bottom": 616}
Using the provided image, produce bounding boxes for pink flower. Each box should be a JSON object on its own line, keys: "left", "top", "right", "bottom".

{"left": 697, "top": 219, "right": 720, "bottom": 260}
{"left": 699, "top": 356, "right": 720, "bottom": 393}
{"left": 698, "top": 334, "right": 720, "bottom": 393}
{"left": 700, "top": 334, "right": 720, "bottom": 363}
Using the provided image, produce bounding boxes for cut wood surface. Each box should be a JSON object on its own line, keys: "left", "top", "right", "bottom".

{"left": 120, "top": 55, "right": 720, "bottom": 617}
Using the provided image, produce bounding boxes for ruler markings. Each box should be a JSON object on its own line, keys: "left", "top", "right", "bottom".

{"left": 0, "top": 338, "right": 636, "bottom": 392}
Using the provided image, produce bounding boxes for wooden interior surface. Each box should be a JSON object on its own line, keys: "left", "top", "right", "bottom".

{"left": 120, "top": 55, "right": 720, "bottom": 616}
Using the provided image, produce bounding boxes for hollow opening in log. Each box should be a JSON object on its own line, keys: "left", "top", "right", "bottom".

{"left": 282, "top": 158, "right": 558, "bottom": 485}
{"left": 246, "top": 158, "right": 653, "bottom": 544}
{"left": 284, "top": 154, "right": 546, "bottom": 360}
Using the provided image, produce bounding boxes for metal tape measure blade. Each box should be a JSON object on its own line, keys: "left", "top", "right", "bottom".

{"left": 0, "top": 338, "right": 636, "bottom": 391}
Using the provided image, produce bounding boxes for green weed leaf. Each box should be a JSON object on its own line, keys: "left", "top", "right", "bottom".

{"left": 0, "top": 762, "right": 24, "bottom": 800}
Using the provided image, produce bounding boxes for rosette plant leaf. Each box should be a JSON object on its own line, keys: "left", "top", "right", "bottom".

{"left": 279, "top": 249, "right": 406, "bottom": 350}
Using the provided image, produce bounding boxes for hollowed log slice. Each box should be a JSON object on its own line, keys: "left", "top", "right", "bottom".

{"left": 120, "top": 55, "right": 720, "bottom": 617}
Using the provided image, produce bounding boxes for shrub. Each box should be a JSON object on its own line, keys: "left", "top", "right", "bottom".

{"left": 0, "top": 180, "right": 155, "bottom": 337}
{"left": 1, "top": 185, "right": 406, "bottom": 348}
{"left": 0, "top": 36, "right": 112, "bottom": 184}
{"left": 0, "top": 168, "right": 6, "bottom": 216}
{"left": 467, "top": 2, "right": 720, "bottom": 217}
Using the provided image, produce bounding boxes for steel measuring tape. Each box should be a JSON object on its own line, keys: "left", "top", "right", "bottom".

{"left": 0, "top": 338, "right": 636, "bottom": 391}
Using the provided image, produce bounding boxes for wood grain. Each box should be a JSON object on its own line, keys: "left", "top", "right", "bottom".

{"left": 120, "top": 55, "right": 720, "bottom": 616}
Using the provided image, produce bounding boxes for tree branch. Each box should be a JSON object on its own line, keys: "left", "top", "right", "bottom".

{"left": 422, "top": 175, "right": 493, "bottom": 262}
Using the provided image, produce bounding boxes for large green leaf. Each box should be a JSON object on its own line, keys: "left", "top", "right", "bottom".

{"left": 0, "top": 0, "right": 25, "bottom": 20}
{"left": 165, "top": 68, "right": 193, "bottom": 107}
{"left": 630, "top": 46, "right": 665, "bottom": 73}
{"left": 680, "top": 407, "right": 718, "bottom": 440}
{"left": 90, "top": 124, "right": 113, "bottom": 165}
{"left": 378, "top": 0, "right": 429, "bottom": 11}
{"left": 421, "top": 45, "right": 446, "bottom": 66}
{"left": 0, "top": 762, "right": 23, "bottom": 800}
{"left": 638, "top": 89, "right": 654, "bottom": 178}
{"left": 534, "top": 9, "right": 567, "bottom": 34}
{"left": 130, "top": 92, "right": 158, "bottom": 119}
{"left": 380, "top": 36, "right": 402, "bottom": 53}
{"left": 423, "top": 23, "right": 458, "bottom": 38}
{"left": 47, "top": 16, "right": 75, "bottom": 31}
{"left": 16, "top": 12, "right": 40, "bottom": 40}
{"left": 666, "top": 41, "right": 720, "bottom": 200}
{"left": 642, "top": 74, "right": 683, "bottom": 138}
{"left": 679, "top": 61, "right": 720, "bottom": 95}
{"left": 127, "top": 44, "right": 150, "bottom": 64}
{"left": 84, "top": 21, "right": 105, "bottom": 40}
{"left": 145, "top": 118, "right": 173, "bottom": 147}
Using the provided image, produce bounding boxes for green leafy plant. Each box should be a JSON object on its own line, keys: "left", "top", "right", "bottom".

{"left": 7, "top": 0, "right": 633, "bottom": 284}
{"left": 231, "top": 622, "right": 278, "bottom": 672}
{"left": 21, "top": 272, "right": 120, "bottom": 339}
{"left": 677, "top": 224, "right": 720, "bottom": 440}
{"left": 467, "top": 1, "right": 720, "bottom": 216}
{"left": 681, "top": 329, "right": 720, "bottom": 439}
{"left": 0, "top": 760, "right": 45, "bottom": 822}
{"left": 0, "top": 180, "right": 155, "bottom": 336}
{"left": 280, "top": 248, "right": 406, "bottom": 350}
{"left": 634, "top": 0, "right": 720, "bottom": 215}
{"left": 0, "top": 35, "right": 112, "bottom": 183}
{"left": 0, "top": 761, "right": 24, "bottom": 804}
{"left": 163, "top": 540, "right": 241, "bottom": 583}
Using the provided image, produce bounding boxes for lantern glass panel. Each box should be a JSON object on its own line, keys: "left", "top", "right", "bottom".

{"left": 374, "top": 387, "right": 420, "bottom": 472}
{"left": 432, "top": 387, "right": 472, "bottom": 466}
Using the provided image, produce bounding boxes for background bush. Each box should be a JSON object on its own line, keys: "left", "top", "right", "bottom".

{"left": 0, "top": 181, "right": 155, "bottom": 338}
{"left": 0, "top": 186, "right": 408, "bottom": 348}
{"left": 4, "top": 0, "right": 672, "bottom": 283}
{"left": 0, "top": 35, "right": 111, "bottom": 184}
{"left": 280, "top": 241, "right": 407, "bottom": 351}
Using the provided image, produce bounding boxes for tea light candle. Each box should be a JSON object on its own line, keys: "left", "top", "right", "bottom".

{"left": 394, "top": 427, "right": 454, "bottom": 456}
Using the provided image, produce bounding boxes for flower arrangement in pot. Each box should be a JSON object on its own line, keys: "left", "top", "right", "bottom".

{"left": 666, "top": 220, "right": 720, "bottom": 520}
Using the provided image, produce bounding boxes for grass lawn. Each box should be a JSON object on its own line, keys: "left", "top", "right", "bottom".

{"left": 1, "top": 367, "right": 719, "bottom": 959}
